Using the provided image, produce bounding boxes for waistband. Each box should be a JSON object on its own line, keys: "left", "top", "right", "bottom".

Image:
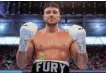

{"left": 34, "top": 60, "right": 69, "bottom": 67}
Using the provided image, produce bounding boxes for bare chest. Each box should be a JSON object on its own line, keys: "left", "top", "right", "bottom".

{"left": 33, "top": 32, "right": 71, "bottom": 51}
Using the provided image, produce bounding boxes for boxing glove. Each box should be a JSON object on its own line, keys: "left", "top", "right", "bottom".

{"left": 68, "top": 25, "right": 86, "bottom": 53}
{"left": 19, "top": 22, "right": 37, "bottom": 52}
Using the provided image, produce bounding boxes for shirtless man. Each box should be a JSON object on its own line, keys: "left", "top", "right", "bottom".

{"left": 16, "top": 2, "right": 88, "bottom": 73}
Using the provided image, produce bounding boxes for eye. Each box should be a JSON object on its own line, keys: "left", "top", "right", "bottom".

{"left": 46, "top": 10, "right": 51, "bottom": 14}
{"left": 53, "top": 11, "right": 58, "bottom": 14}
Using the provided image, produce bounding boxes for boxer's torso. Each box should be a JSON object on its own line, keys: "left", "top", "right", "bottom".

{"left": 32, "top": 29, "right": 72, "bottom": 61}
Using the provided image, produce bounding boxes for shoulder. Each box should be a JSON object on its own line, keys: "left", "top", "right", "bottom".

{"left": 31, "top": 29, "right": 44, "bottom": 39}
{"left": 59, "top": 28, "right": 70, "bottom": 36}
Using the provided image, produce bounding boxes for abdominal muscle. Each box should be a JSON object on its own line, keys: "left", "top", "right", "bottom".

{"left": 35, "top": 48, "right": 70, "bottom": 61}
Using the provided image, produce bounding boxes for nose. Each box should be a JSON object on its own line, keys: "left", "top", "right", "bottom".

{"left": 49, "top": 13, "right": 54, "bottom": 18}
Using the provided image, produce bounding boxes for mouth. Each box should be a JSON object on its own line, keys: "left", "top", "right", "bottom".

{"left": 48, "top": 19, "right": 54, "bottom": 22}
{"left": 50, "top": 19, "right": 54, "bottom": 21}
{"left": 49, "top": 17, "right": 55, "bottom": 20}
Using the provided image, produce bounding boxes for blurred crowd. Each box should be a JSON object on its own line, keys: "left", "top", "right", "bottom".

{"left": 0, "top": 47, "right": 106, "bottom": 70}
{"left": 69, "top": 49, "right": 106, "bottom": 70}
{"left": 86, "top": 51, "right": 106, "bottom": 70}
{"left": 0, "top": 48, "right": 18, "bottom": 70}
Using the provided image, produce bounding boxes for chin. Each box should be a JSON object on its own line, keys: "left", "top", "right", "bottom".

{"left": 47, "top": 22, "right": 57, "bottom": 26}
{"left": 49, "top": 23, "right": 57, "bottom": 26}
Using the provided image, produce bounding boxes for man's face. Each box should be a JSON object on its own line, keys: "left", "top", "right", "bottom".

{"left": 43, "top": 7, "right": 61, "bottom": 26}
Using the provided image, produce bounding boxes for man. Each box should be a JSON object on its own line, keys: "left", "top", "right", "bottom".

{"left": 16, "top": 2, "right": 88, "bottom": 73}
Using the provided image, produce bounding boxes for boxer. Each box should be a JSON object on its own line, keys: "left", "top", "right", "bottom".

{"left": 16, "top": 2, "right": 88, "bottom": 73}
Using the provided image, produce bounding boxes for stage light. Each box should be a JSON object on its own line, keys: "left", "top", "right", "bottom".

{"left": 95, "top": 24, "right": 101, "bottom": 28}
{"left": 0, "top": 24, "right": 5, "bottom": 31}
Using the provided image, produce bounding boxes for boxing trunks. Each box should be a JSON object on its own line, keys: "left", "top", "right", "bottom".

{"left": 31, "top": 60, "right": 69, "bottom": 73}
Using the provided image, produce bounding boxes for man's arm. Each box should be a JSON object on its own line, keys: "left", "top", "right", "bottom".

{"left": 70, "top": 41, "right": 88, "bottom": 69}
{"left": 16, "top": 38, "right": 34, "bottom": 69}
{"left": 68, "top": 25, "right": 88, "bottom": 70}
{"left": 16, "top": 22, "right": 37, "bottom": 69}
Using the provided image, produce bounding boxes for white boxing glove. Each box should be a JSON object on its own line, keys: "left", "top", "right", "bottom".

{"left": 19, "top": 22, "right": 37, "bottom": 52}
{"left": 68, "top": 25, "right": 86, "bottom": 53}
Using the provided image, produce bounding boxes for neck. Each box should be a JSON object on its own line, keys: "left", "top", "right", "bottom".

{"left": 44, "top": 24, "right": 59, "bottom": 33}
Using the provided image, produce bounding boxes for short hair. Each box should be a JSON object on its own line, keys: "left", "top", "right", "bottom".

{"left": 44, "top": 2, "right": 61, "bottom": 12}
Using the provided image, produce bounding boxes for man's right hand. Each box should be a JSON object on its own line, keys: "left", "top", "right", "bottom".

{"left": 19, "top": 22, "right": 37, "bottom": 52}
